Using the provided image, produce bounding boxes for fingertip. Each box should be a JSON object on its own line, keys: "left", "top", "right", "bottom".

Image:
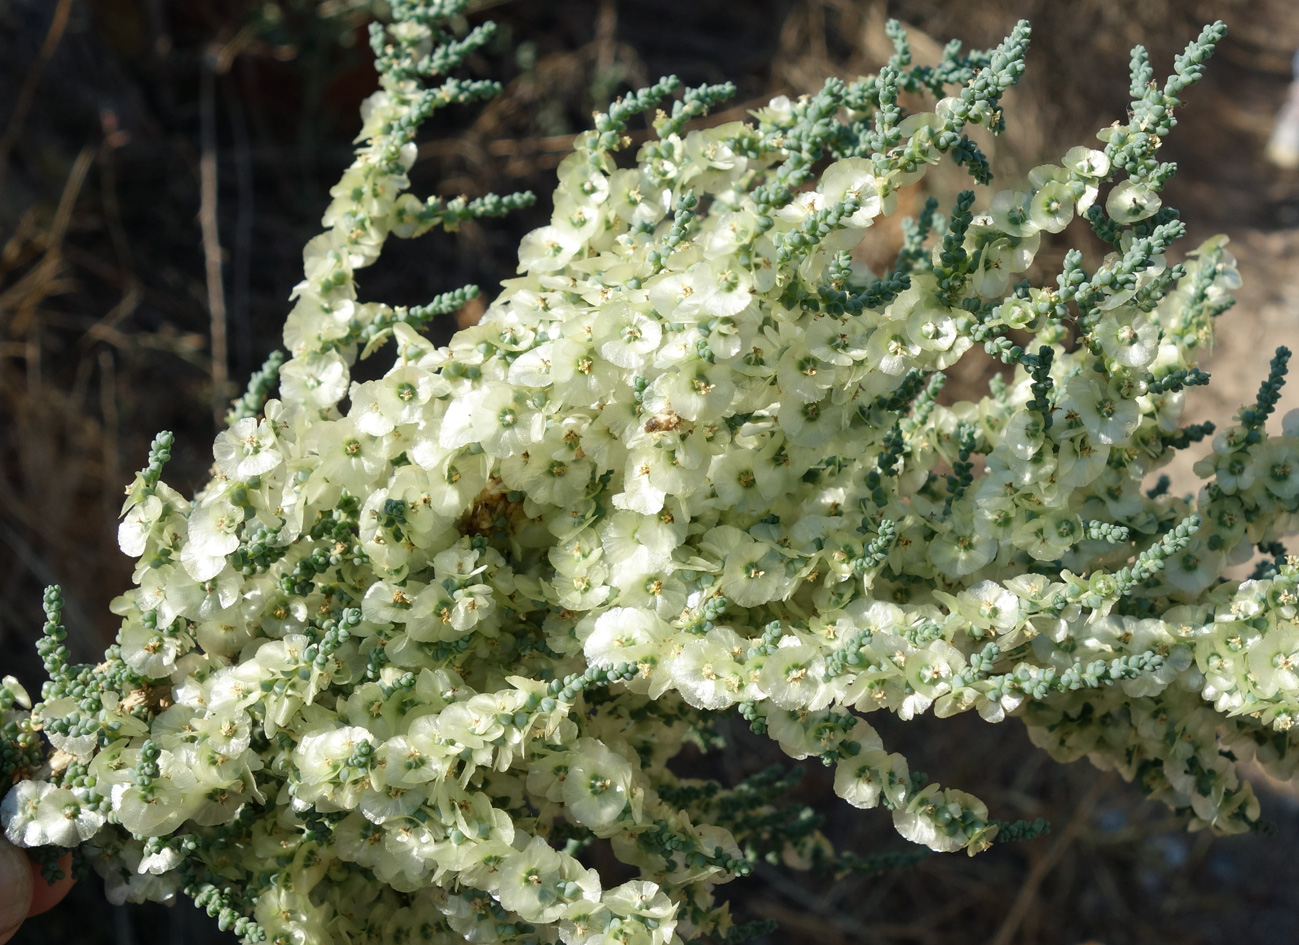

{"left": 25, "top": 854, "right": 74, "bottom": 918}
{"left": 0, "top": 838, "right": 33, "bottom": 945}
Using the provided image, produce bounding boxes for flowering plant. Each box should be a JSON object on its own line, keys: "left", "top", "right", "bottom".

{"left": 5, "top": 3, "right": 1299, "bottom": 944}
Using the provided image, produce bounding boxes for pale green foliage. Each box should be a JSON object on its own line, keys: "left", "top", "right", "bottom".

{"left": 4, "top": 6, "right": 1299, "bottom": 945}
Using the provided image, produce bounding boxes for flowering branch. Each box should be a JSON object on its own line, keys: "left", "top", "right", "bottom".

{"left": 5, "top": 8, "right": 1299, "bottom": 945}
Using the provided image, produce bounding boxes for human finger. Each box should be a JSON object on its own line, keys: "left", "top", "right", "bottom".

{"left": 25, "top": 853, "right": 74, "bottom": 918}
{"left": 0, "top": 834, "right": 34, "bottom": 945}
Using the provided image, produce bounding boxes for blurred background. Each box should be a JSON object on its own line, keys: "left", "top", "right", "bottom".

{"left": 4, "top": 1, "right": 1299, "bottom": 942}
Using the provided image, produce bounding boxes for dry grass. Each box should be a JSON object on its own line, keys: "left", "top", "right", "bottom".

{"left": 5, "top": 2, "right": 1299, "bottom": 944}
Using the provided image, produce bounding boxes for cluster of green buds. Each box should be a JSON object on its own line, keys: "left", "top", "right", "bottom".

{"left": 5, "top": 4, "right": 1299, "bottom": 945}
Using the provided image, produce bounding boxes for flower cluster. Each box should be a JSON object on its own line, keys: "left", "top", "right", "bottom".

{"left": 5, "top": 4, "right": 1299, "bottom": 945}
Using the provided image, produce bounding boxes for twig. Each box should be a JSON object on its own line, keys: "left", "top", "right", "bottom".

{"left": 0, "top": 0, "right": 74, "bottom": 200}
{"left": 417, "top": 95, "right": 779, "bottom": 168}
{"left": 0, "top": 519, "right": 96, "bottom": 664}
{"left": 98, "top": 348, "right": 120, "bottom": 521}
{"left": 2, "top": 146, "right": 93, "bottom": 335}
{"left": 985, "top": 779, "right": 1106, "bottom": 945}
{"left": 595, "top": 0, "right": 617, "bottom": 76}
{"left": 200, "top": 53, "right": 229, "bottom": 428}
{"left": 60, "top": 245, "right": 198, "bottom": 323}
{"left": 753, "top": 873, "right": 975, "bottom": 942}
{"left": 97, "top": 109, "right": 139, "bottom": 293}
{"left": 48, "top": 148, "right": 94, "bottom": 252}
{"left": 224, "top": 74, "right": 255, "bottom": 382}
{"left": 79, "top": 284, "right": 142, "bottom": 351}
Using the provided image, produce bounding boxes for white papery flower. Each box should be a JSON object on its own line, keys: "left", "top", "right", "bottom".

{"left": 592, "top": 303, "right": 663, "bottom": 368}
{"left": 563, "top": 738, "right": 634, "bottom": 829}
{"left": 1259, "top": 441, "right": 1299, "bottom": 500}
{"left": 359, "top": 781, "right": 427, "bottom": 824}
{"left": 180, "top": 501, "right": 243, "bottom": 581}
{"left": 254, "top": 886, "right": 331, "bottom": 945}
{"left": 706, "top": 526, "right": 788, "bottom": 608}
{"left": 468, "top": 385, "right": 545, "bottom": 458}
{"left": 307, "top": 416, "right": 388, "bottom": 502}
{"left": 350, "top": 365, "right": 438, "bottom": 437}
{"left": 758, "top": 640, "right": 826, "bottom": 709}
{"left": 1106, "top": 178, "right": 1161, "bottom": 223}
{"left": 111, "top": 755, "right": 199, "bottom": 838}
{"left": 821, "top": 157, "right": 882, "bottom": 227}
{"left": 777, "top": 395, "right": 849, "bottom": 448}
{"left": 989, "top": 189, "right": 1038, "bottom": 238}
{"left": 518, "top": 224, "right": 584, "bottom": 273}
{"left": 293, "top": 726, "right": 374, "bottom": 786}
{"left": 1064, "top": 145, "right": 1110, "bottom": 181}
{"left": 708, "top": 449, "right": 764, "bottom": 513}
{"left": 775, "top": 336, "right": 832, "bottom": 402}
{"left": 119, "top": 494, "right": 164, "bottom": 558}
{"left": 928, "top": 526, "right": 996, "bottom": 578}
{"left": 214, "top": 417, "right": 283, "bottom": 480}
{"left": 497, "top": 836, "right": 599, "bottom": 924}
{"left": 137, "top": 843, "right": 185, "bottom": 875}
{"left": 1095, "top": 311, "right": 1159, "bottom": 368}
{"left": 278, "top": 349, "right": 349, "bottom": 408}
{"left": 598, "top": 507, "right": 681, "bottom": 574}
{"left": 956, "top": 580, "right": 1022, "bottom": 634}
{"left": 166, "top": 565, "right": 240, "bottom": 626}
{"left": 120, "top": 618, "right": 186, "bottom": 679}
{"left": 2, "top": 779, "right": 53, "bottom": 846}
{"left": 896, "top": 785, "right": 992, "bottom": 853}
{"left": 670, "top": 635, "right": 743, "bottom": 710}
{"left": 614, "top": 447, "right": 668, "bottom": 515}
{"left": 1058, "top": 375, "right": 1141, "bottom": 446}
{"left": 864, "top": 326, "right": 921, "bottom": 376}
{"left": 584, "top": 607, "right": 666, "bottom": 669}
{"left": 1029, "top": 179, "right": 1074, "bottom": 232}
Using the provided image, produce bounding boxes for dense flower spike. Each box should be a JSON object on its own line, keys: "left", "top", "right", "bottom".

{"left": 5, "top": 7, "right": 1299, "bottom": 945}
